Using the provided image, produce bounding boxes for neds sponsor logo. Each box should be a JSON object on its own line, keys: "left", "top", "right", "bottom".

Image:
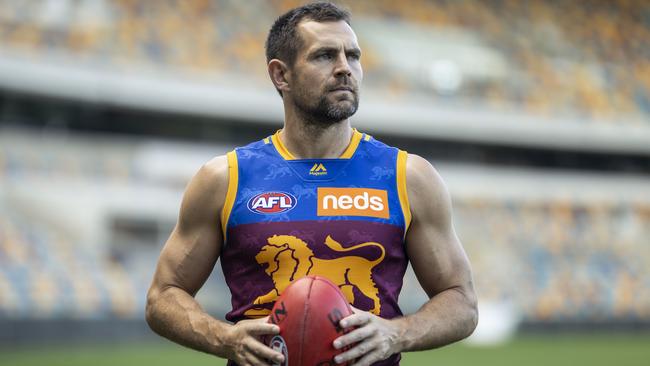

{"left": 248, "top": 192, "right": 297, "bottom": 214}
{"left": 317, "top": 187, "right": 389, "bottom": 219}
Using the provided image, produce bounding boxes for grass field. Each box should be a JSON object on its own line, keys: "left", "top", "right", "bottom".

{"left": 1, "top": 333, "right": 649, "bottom": 366}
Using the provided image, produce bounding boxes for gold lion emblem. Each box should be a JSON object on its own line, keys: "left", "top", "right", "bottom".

{"left": 244, "top": 235, "right": 385, "bottom": 317}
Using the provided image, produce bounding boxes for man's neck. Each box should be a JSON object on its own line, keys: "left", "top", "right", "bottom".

{"left": 279, "top": 117, "right": 354, "bottom": 159}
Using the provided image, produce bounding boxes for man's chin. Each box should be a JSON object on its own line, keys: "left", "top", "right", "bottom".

{"left": 325, "top": 105, "right": 357, "bottom": 122}
{"left": 297, "top": 95, "right": 359, "bottom": 125}
{"left": 329, "top": 97, "right": 358, "bottom": 112}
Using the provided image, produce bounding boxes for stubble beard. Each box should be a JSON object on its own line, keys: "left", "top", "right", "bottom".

{"left": 293, "top": 88, "right": 359, "bottom": 128}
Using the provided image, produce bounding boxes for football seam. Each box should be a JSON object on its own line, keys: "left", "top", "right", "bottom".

{"left": 299, "top": 276, "right": 315, "bottom": 364}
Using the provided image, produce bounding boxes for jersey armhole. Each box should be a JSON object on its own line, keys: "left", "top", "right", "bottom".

{"left": 220, "top": 150, "right": 239, "bottom": 241}
{"left": 396, "top": 150, "right": 412, "bottom": 237}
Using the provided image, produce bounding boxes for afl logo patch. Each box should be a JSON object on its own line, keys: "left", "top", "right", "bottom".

{"left": 248, "top": 192, "right": 297, "bottom": 214}
{"left": 269, "top": 335, "right": 288, "bottom": 366}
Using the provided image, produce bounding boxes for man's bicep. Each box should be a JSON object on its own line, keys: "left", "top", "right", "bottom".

{"left": 150, "top": 157, "right": 228, "bottom": 297}
{"left": 404, "top": 154, "right": 473, "bottom": 298}
{"left": 406, "top": 218, "right": 472, "bottom": 299}
{"left": 154, "top": 226, "right": 221, "bottom": 296}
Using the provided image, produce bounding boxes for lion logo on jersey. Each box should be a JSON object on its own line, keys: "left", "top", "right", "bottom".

{"left": 244, "top": 235, "right": 385, "bottom": 317}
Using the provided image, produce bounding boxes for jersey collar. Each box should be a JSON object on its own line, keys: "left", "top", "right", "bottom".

{"left": 271, "top": 128, "right": 363, "bottom": 160}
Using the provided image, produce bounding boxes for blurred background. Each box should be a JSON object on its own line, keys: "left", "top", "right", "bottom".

{"left": 0, "top": 0, "right": 649, "bottom": 365}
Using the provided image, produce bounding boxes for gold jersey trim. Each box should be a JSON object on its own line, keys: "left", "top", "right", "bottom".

{"left": 396, "top": 150, "right": 412, "bottom": 235}
{"left": 221, "top": 150, "right": 239, "bottom": 239}
{"left": 271, "top": 128, "right": 363, "bottom": 160}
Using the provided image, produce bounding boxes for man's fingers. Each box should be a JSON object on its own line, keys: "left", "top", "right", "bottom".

{"left": 230, "top": 319, "right": 284, "bottom": 364}
{"left": 244, "top": 322, "right": 281, "bottom": 336}
{"left": 339, "top": 312, "right": 371, "bottom": 328}
{"left": 239, "top": 316, "right": 271, "bottom": 326}
{"left": 243, "top": 350, "right": 274, "bottom": 366}
{"left": 347, "top": 350, "right": 381, "bottom": 366}
{"left": 244, "top": 337, "right": 286, "bottom": 365}
{"left": 334, "top": 340, "right": 377, "bottom": 364}
{"left": 333, "top": 326, "right": 373, "bottom": 349}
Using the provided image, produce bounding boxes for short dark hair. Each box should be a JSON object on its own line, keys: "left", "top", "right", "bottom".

{"left": 265, "top": 2, "right": 351, "bottom": 67}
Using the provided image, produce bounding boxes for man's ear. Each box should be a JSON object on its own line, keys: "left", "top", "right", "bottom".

{"left": 268, "top": 59, "right": 291, "bottom": 94}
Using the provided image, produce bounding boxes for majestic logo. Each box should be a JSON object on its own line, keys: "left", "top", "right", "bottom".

{"left": 244, "top": 235, "right": 385, "bottom": 318}
{"left": 269, "top": 335, "right": 288, "bottom": 366}
{"left": 247, "top": 192, "right": 297, "bottom": 214}
{"left": 309, "top": 163, "right": 328, "bottom": 176}
{"left": 317, "top": 188, "right": 389, "bottom": 219}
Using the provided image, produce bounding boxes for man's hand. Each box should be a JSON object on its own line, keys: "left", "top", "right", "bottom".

{"left": 332, "top": 307, "right": 405, "bottom": 365}
{"left": 222, "top": 316, "right": 286, "bottom": 366}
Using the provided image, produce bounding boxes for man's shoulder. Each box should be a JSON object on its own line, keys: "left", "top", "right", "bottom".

{"left": 404, "top": 153, "right": 452, "bottom": 221}
{"left": 404, "top": 153, "right": 448, "bottom": 198}
{"left": 201, "top": 155, "right": 229, "bottom": 178}
{"left": 178, "top": 154, "right": 231, "bottom": 224}
{"left": 404, "top": 153, "right": 433, "bottom": 175}
{"left": 185, "top": 155, "right": 230, "bottom": 200}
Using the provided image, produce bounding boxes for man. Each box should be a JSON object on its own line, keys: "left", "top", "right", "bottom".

{"left": 146, "top": 2, "right": 477, "bottom": 366}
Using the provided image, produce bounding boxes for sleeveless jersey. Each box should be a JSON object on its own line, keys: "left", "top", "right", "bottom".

{"left": 220, "top": 129, "right": 411, "bottom": 366}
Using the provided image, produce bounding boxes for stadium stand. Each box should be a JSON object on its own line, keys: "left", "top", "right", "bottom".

{"left": 0, "top": 128, "right": 231, "bottom": 320}
{"left": 0, "top": 0, "right": 648, "bottom": 120}
{"left": 456, "top": 198, "right": 650, "bottom": 321}
{"left": 0, "top": 210, "right": 140, "bottom": 318}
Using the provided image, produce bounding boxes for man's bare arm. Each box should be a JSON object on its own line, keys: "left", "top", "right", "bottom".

{"left": 333, "top": 153, "right": 478, "bottom": 365}
{"left": 395, "top": 153, "right": 478, "bottom": 350}
{"left": 145, "top": 156, "right": 284, "bottom": 366}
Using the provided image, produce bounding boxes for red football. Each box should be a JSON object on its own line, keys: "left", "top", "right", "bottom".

{"left": 266, "top": 275, "right": 354, "bottom": 366}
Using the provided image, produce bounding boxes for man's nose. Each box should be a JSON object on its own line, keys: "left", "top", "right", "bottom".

{"left": 333, "top": 52, "right": 352, "bottom": 77}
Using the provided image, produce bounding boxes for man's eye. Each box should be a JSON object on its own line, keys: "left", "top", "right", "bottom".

{"left": 317, "top": 53, "right": 333, "bottom": 60}
{"left": 348, "top": 53, "right": 360, "bottom": 61}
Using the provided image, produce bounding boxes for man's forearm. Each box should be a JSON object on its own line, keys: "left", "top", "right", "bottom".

{"left": 395, "top": 286, "right": 478, "bottom": 352}
{"left": 145, "top": 286, "right": 231, "bottom": 357}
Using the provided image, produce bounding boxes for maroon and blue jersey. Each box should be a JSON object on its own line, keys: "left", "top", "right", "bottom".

{"left": 219, "top": 129, "right": 411, "bottom": 365}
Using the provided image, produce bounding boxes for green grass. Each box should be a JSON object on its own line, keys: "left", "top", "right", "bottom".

{"left": 1, "top": 333, "right": 649, "bottom": 366}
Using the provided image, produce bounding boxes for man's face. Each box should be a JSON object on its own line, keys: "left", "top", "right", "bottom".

{"left": 288, "top": 20, "right": 363, "bottom": 125}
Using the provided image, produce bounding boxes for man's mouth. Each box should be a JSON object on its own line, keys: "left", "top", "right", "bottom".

{"left": 330, "top": 86, "right": 355, "bottom": 93}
